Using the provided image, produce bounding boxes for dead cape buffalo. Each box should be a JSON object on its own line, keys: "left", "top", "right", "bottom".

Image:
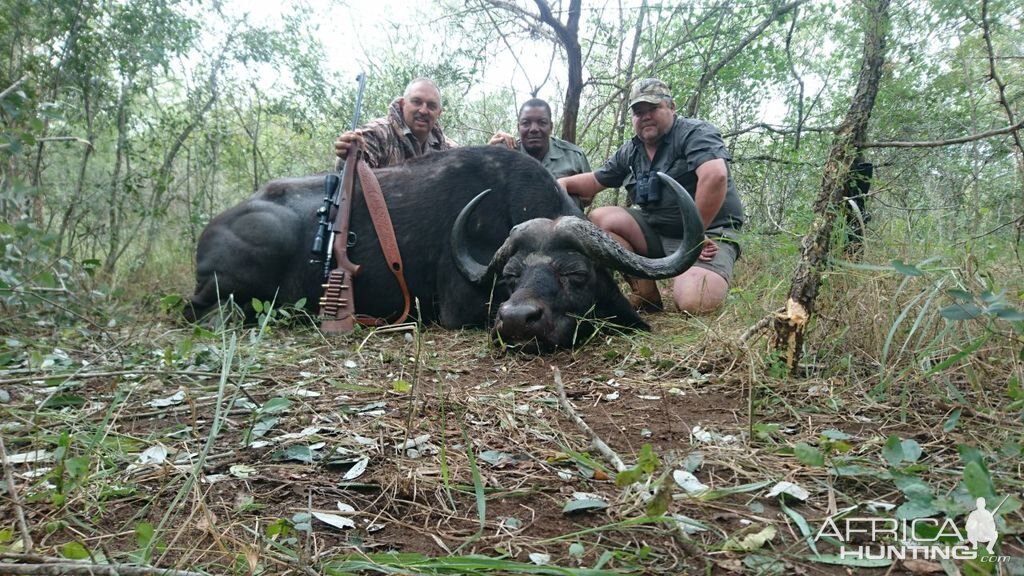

{"left": 186, "top": 146, "right": 703, "bottom": 350}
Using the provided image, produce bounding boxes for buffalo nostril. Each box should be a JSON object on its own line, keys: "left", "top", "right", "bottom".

{"left": 501, "top": 302, "right": 543, "bottom": 326}
{"left": 498, "top": 302, "right": 546, "bottom": 338}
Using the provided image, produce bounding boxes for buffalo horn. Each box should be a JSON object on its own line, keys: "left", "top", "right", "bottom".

{"left": 557, "top": 172, "right": 704, "bottom": 280}
{"left": 451, "top": 188, "right": 506, "bottom": 284}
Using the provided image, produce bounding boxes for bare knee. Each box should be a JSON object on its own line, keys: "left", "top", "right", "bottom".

{"left": 672, "top": 268, "right": 728, "bottom": 314}
{"left": 589, "top": 206, "right": 623, "bottom": 230}
{"left": 588, "top": 207, "right": 648, "bottom": 254}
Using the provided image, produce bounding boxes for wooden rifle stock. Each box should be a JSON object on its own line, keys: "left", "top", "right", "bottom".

{"left": 319, "top": 151, "right": 361, "bottom": 333}
{"left": 320, "top": 71, "right": 367, "bottom": 334}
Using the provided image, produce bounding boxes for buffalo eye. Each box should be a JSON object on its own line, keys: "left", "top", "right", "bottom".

{"left": 561, "top": 270, "right": 589, "bottom": 286}
{"left": 502, "top": 270, "right": 521, "bottom": 289}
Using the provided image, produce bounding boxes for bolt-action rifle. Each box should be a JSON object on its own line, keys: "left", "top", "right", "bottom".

{"left": 313, "top": 72, "right": 367, "bottom": 333}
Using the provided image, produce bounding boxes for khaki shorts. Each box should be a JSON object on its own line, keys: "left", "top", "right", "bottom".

{"left": 626, "top": 208, "right": 740, "bottom": 285}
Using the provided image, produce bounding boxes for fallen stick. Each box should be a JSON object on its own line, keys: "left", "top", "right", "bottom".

{"left": 551, "top": 366, "right": 626, "bottom": 473}
{"left": 551, "top": 367, "right": 706, "bottom": 557}
{"left": 0, "top": 369, "right": 226, "bottom": 387}
{"left": 738, "top": 307, "right": 784, "bottom": 344}
{"left": 0, "top": 436, "right": 33, "bottom": 552}
{"left": 0, "top": 562, "right": 207, "bottom": 576}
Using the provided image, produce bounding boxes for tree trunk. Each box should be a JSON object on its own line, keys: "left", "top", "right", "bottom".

{"left": 56, "top": 87, "right": 95, "bottom": 259}
{"left": 769, "top": 0, "right": 890, "bottom": 371}
{"left": 29, "top": 0, "right": 90, "bottom": 227}
{"left": 138, "top": 56, "right": 224, "bottom": 265}
{"left": 102, "top": 79, "right": 130, "bottom": 278}
{"left": 533, "top": 0, "right": 583, "bottom": 143}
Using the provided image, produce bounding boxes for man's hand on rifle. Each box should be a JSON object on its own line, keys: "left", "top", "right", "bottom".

{"left": 334, "top": 130, "right": 366, "bottom": 160}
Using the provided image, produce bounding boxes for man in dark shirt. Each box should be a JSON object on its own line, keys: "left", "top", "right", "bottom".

{"left": 560, "top": 78, "right": 743, "bottom": 314}
{"left": 488, "top": 99, "right": 591, "bottom": 192}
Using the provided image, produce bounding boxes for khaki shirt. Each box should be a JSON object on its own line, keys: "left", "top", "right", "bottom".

{"left": 518, "top": 136, "right": 591, "bottom": 179}
{"left": 359, "top": 98, "right": 456, "bottom": 169}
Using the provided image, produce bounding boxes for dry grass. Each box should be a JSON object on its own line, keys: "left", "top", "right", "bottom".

{"left": 1, "top": 244, "right": 1023, "bottom": 575}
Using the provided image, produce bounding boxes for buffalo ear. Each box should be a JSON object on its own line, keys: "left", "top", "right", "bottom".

{"left": 592, "top": 270, "right": 649, "bottom": 331}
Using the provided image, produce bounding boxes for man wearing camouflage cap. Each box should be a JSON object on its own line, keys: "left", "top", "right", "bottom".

{"left": 559, "top": 78, "right": 743, "bottom": 314}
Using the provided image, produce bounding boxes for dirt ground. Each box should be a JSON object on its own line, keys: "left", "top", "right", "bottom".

{"left": 1, "top": 313, "right": 1022, "bottom": 575}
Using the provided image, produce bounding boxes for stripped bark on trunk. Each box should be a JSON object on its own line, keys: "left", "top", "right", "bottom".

{"left": 769, "top": 0, "right": 890, "bottom": 371}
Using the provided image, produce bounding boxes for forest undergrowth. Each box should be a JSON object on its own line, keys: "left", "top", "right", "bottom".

{"left": 2, "top": 217, "right": 1022, "bottom": 575}
{"left": 4, "top": 0, "right": 1024, "bottom": 572}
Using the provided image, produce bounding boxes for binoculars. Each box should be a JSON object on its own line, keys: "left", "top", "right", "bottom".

{"left": 633, "top": 170, "right": 662, "bottom": 206}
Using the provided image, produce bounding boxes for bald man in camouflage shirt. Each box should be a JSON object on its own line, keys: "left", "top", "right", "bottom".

{"left": 335, "top": 78, "right": 456, "bottom": 168}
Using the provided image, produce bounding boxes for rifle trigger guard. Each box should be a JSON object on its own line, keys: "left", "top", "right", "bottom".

{"left": 347, "top": 231, "right": 357, "bottom": 248}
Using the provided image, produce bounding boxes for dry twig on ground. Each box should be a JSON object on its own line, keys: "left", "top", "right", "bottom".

{"left": 0, "top": 558, "right": 206, "bottom": 576}
{"left": 0, "top": 436, "right": 33, "bottom": 553}
{"left": 551, "top": 365, "right": 626, "bottom": 473}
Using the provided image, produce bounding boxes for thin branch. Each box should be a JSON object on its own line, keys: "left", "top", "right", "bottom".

{"left": 724, "top": 122, "right": 838, "bottom": 138}
{"left": 0, "top": 74, "right": 30, "bottom": 101}
{"left": 686, "top": 0, "right": 811, "bottom": 115}
{"left": 740, "top": 308, "right": 784, "bottom": 344}
{"left": 610, "top": 0, "right": 648, "bottom": 179}
{"left": 551, "top": 366, "right": 626, "bottom": 473}
{"left": 482, "top": 6, "right": 541, "bottom": 95}
{"left": 0, "top": 369, "right": 225, "bottom": 387}
{"left": 535, "top": 45, "right": 557, "bottom": 98}
{"left": 858, "top": 118, "right": 1024, "bottom": 148}
{"left": 0, "top": 137, "right": 92, "bottom": 152}
{"left": 3, "top": 291, "right": 119, "bottom": 355}
{"left": 0, "top": 562, "right": 207, "bottom": 576}
{"left": 957, "top": 216, "right": 1023, "bottom": 245}
{"left": 732, "top": 155, "right": 821, "bottom": 167}
{"left": 784, "top": 5, "right": 805, "bottom": 149}
{"left": 979, "top": 0, "right": 1022, "bottom": 150}
{"left": 978, "top": 0, "right": 1024, "bottom": 212}
{"left": 647, "top": 3, "right": 721, "bottom": 78}
{"left": 478, "top": 0, "right": 558, "bottom": 44}
{"left": 0, "top": 437, "right": 33, "bottom": 553}
{"left": 36, "top": 136, "right": 93, "bottom": 147}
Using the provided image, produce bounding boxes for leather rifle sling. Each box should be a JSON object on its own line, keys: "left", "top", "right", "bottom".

{"left": 356, "top": 160, "right": 411, "bottom": 326}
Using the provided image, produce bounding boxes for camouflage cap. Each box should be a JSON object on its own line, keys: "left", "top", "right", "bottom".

{"left": 628, "top": 78, "right": 673, "bottom": 108}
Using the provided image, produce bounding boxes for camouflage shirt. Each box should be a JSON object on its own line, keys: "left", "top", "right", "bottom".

{"left": 358, "top": 98, "right": 456, "bottom": 168}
